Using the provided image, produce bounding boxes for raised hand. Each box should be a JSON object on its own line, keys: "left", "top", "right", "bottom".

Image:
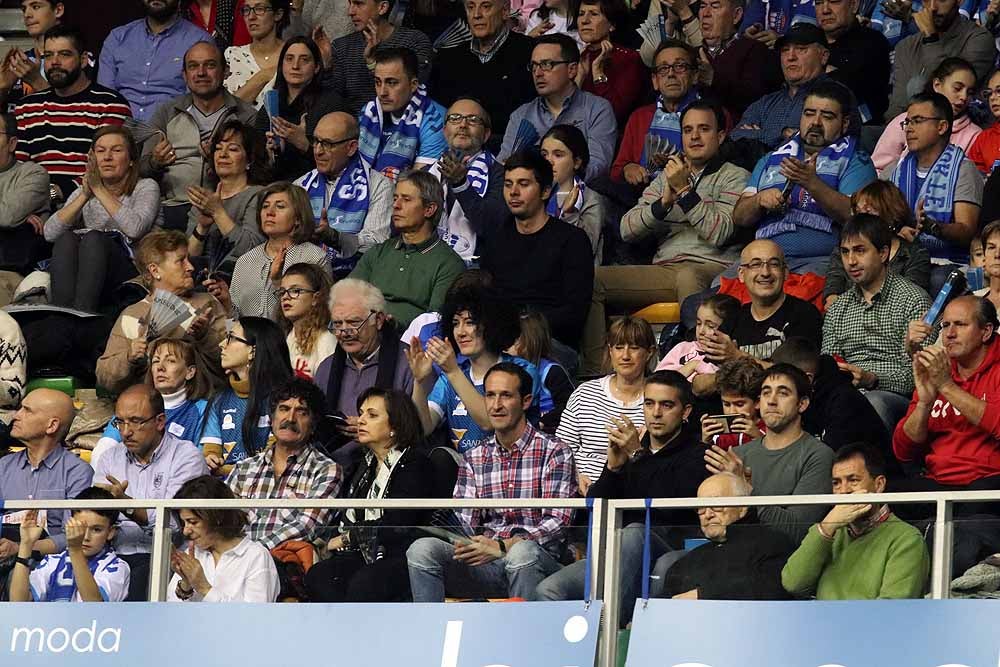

{"left": 18, "top": 509, "right": 44, "bottom": 546}
{"left": 424, "top": 336, "right": 459, "bottom": 374}
{"left": 405, "top": 336, "right": 434, "bottom": 383}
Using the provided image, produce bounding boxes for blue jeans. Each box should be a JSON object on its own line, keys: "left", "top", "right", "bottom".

{"left": 406, "top": 537, "right": 562, "bottom": 601}
{"left": 865, "top": 389, "right": 911, "bottom": 436}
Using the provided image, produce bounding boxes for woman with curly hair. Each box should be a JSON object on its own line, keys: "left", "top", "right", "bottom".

{"left": 406, "top": 284, "right": 542, "bottom": 453}
{"left": 273, "top": 262, "right": 336, "bottom": 380}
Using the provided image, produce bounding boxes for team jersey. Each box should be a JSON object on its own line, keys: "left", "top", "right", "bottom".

{"left": 428, "top": 354, "right": 541, "bottom": 454}
{"left": 101, "top": 397, "right": 208, "bottom": 445}
{"left": 200, "top": 389, "right": 271, "bottom": 465}
{"left": 30, "top": 547, "right": 130, "bottom": 602}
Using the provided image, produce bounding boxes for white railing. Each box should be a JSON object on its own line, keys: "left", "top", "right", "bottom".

{"left": 5, "top": 490, "right": 999, "bottom": 667}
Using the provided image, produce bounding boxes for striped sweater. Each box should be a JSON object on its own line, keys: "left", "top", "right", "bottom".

{"left": 14, "top": 82, "right": 131, "bottom": 198}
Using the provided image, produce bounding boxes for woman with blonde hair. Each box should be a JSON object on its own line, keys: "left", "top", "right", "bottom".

{"left": 556, "top": 315, "right": 655, "bottom": 494}
{"left": 273, "top": 262, "right": 336, "bottom": 380}
{"left": 208, "top": 180, "right": 331, "bottom": 318}
{"left": 45, "top": 125, "right": 162, "bottom": 312}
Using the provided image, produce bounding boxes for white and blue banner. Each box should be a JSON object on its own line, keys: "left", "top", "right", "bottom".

{"left": 2, "top": 600, "right": 602, "bottom": 666}
{"left": 627, "top": 599, "right": 1000, "bottom": 666}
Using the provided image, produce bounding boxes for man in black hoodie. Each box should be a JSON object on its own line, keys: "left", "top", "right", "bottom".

{"left": 772, "top": 336, "right": 889, "bottom": 455}
{"left": 662, "top": 472, "right": 795, "bottom": 599}
{"left": 535, "top": 370, "right": 708, "bottom": 625}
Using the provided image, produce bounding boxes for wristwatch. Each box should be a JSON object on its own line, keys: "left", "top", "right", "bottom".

{"left": 593, "top": 74, "right": 609, "bottom": 85}
{"left": 14, "top": 556, "right": 32, "bottom": 569}
{"left": 496, "top": 538, "right": 507, "bottom": 555}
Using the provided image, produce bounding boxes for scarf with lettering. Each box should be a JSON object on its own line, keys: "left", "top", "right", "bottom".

{"left": 640, "top": 91, "right": 699, "bottom": 171}
{"left": 429, "top": 150, "right": 494, "bottom": 257}
{"left": 359, "top": 84, "right": 432, "bottom": 181}
{"left": 756, "top": 133, "right": 857, "bottom": 239}
{"left": 299, "top": 153, "right": 372, "bottom": 270}
{"left": 891, "top": 143, "right": 964, "bottom": 260}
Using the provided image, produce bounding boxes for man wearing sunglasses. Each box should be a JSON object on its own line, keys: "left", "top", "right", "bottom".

{"left": 92, "top": 383, "right": 209, "bottom": 600}
{"left": 498, "top": 33, "right": 616, "bottom": 184}
{"left": 293, "top": 111, "right": 394, "bottom": 272}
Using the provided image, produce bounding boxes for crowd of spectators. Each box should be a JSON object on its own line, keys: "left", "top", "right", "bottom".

{"left": 6, "top": 0, "right": 1000, "bottom": 607}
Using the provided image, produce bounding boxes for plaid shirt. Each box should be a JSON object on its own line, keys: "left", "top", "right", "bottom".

{"left": 821, "top": 272, "right": 933, "bottom": 396}
{"left": 455, "top": 424, "right": 577, "bottom": 552}
{"left": 226, "top": 443, "right": 343, "bottom": 550}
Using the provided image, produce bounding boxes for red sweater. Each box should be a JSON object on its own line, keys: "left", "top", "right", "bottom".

{"left": 580, "top": 45, "right": 649, "bottom": 130}
{"left": 893, "top": 338, "right": 1000, "bottom": 486}
{"left": 967, "top": 124, "right": 1000, "bottom": 175}
{"left": 611, "top": 103, "right": 657, "bottom": 183}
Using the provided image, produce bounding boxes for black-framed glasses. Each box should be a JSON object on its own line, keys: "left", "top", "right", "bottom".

{"left": 445, "top": 113, "right": 486, "bottom": 127}
{"left": 273, "top": 287, "right": 318, "bottom": 300}
{"left": 981, "top": 88, "right": 1000, "bottom": 100}
{"left": 739, "top": 259, "right": 785, "bottom": 271}
{"left": 311, "top": 135, "right": 358, "bottom": 152}
{"left": 653, "top": 62, "right": 695, "bottom": 76}
{"left": 899, "top": 116, "right": 944, "bottom": 129}
{"left": 111, "top": 414, "right": 159, "bottom": 431}
{"left": 224, "top": 331, "right": 252, "bottom": 347}
{"left": 329, "top": 310, "right": 375, "bottom": 336}
{"left": 527, "top": 59, "right": 573, "bottom": 72}
{"left": 240, "top": 5, "right": 275, "bottom": 16}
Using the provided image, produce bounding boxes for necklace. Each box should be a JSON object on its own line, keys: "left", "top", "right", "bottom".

{"left": 611, "top": 375, "right": 642, "bottom": 404}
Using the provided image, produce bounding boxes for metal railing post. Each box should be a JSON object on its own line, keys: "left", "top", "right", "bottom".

{"left": 589, "top": 498, "right": 606, "bottom": 603}
{"left": 147, "top": 501, "right": 173, "bottom": 602}
{"left": 930, "top": 497, "right": 954, "bottom": 599}
{"left": 599, "top": 500, "right": 623, "bottom": 667}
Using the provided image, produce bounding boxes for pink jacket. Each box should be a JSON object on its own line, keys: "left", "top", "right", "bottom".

{"left": 656, "top": 341, "right": 719, "bottom": 379}
{"left": 872, "top": 112, "right": 982, "bottom": 172}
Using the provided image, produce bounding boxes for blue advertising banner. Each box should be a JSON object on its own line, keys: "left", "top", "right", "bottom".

{"left": 627, "top": 599, "right": 1000, "bottom": 667}
{"left": 1, "top": 600, "right": 602, "bottom": 666}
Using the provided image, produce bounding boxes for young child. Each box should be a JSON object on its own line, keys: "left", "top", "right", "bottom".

{"left": 10, "top": 487, "right": 130, "bottom": 602}
{"left": 656, "top": 294, "right": 740, "bottom": 380}
{"left": 701, "top": 357, "right": 766, "bottom": 450}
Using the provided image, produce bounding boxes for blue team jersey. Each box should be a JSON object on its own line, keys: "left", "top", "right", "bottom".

{"left": 743, "top": 0, "right": 816, "bottom": 34}
{"left": 870, "top": 0, "right": 921, "bottom": 46}
{"left": 199, "top": 389, "right": 272, "bottom": 464}
{"left": 427, "top": 354, "right": 542, "bottom": 454}
{"left": 30, "top": 548, "right": 130, "bottom": 602}
{"left": 101, "top": 398, "right": 208, "bottom": 445}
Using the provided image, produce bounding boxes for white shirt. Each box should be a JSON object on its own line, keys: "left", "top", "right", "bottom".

{"left": 167, "top": 537, "right": 279, "bottom": 603}
{"left": 30, "top": 549, "right": 130, "bottom": 602}
{"left": 287, "top": 329, "right": 338, "bottom": 381}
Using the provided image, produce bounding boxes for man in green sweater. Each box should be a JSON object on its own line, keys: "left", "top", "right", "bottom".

{"left": 350, "top": 170, "right": 466, "bottom": 327}
{"left": 782, "top": 443, "right": 929, "bottom": 599}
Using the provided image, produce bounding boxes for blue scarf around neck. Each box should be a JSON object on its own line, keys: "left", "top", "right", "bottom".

{"left": 358, "top": 84, "right": 433, "bottom": 181}
{"left": 640, "top": 91, "right": 699, "bottom": 171}
{"left": 546, "top": 176, "right": 586, "bottom": 218}
{"left": 891, "top": 143, "right": 965, "bottom": 260}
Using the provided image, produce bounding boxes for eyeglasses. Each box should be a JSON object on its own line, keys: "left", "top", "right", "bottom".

{"left": 899, "top": 116, "right": 944, "bottom": 129}
{"left": 240, "top": 5, "right": 276, "bottom": 16}
{"left": 739, "top": 259, "right": 785, "bottom": 272}
{"left": 111, "top": 414, "right": 159, "bottom": 431}
{"left": 329, "top": 310, "right": 376, "bottom": 337}
{"left": 982, "top": 88, "right": 1000, "bottom": 100}
{"left": 527, "top": 59, "right": 573, "bottom": 72}
{"left": 311, "top": 135, "right": 357, "bottom": 152}
{"left": 224, "top": 331, "right": 252, "bottom": 347}
{"left": 696, "top": 506, "right": 730, "bottom": 515}
{"left": 653, "top": 62, "right": 695, "bottom": 76}
{"left": 273, "top": 287, "right": 318, "bottom": 300}
{"left": 445, "top": 113, "right": 486, "bottom": 127}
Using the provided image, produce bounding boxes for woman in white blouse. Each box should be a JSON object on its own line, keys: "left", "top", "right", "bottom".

{"left": 168, "top": 475, "right": 279, "bottom": 603}
{"left": 45, "top": 125, "right": 161, "bottom": 312}
{"left": 224, "top": 0, "right": 289, "bottom": 108}
{"left": 274, "top": 262, "right": 337, "bottom": 380}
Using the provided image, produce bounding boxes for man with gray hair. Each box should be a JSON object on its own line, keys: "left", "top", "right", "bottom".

{"left": 313, "top": 278, "right": 415, "bottom": 464}
{"left": 350, "top": 169, "right": 466, "bottom": 327}
{"left": 0, "top": 112, "right": 50, "bottom": 274}
{"left": 661, "top": 472, "right": 796, "bottom": 600}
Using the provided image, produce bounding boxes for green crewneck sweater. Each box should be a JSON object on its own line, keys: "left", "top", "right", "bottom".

{"left": 781, "top": 513, "right": 929, "bottom": 600}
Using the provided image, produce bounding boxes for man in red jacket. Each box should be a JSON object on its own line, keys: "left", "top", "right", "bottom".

{"left": 893, "top": 296, "right": 1000, "bottom": 498}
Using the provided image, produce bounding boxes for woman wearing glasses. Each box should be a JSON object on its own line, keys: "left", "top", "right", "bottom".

{"left": 274, "top": 262, "right": 336, "bottom": 380}
{"left": 200, "top": 316, "right": 292, "bottom": 476}
{"left": 253, "top": 36, "right": 348, "bottom": 180}
{"left": 968, "top": 69, "right": 1000, "bottom": 175}
{"left": 224, "top": 0, "right": 290, "bottom": 108}
{"left": 872, "top": 58, "right": 982, "bottom": 172}
{"left": 575, "top": 0, "right": 646, "bottom": 128}
{"left": 187, "top": 119, "right": 267, "bottom": 280}
{"left": 223, "top": 181, "right": 331, "bottom": 319}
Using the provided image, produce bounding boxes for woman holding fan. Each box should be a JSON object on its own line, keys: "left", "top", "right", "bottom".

{"left": 96, "top": 231, "right": 229, "bottom": 395}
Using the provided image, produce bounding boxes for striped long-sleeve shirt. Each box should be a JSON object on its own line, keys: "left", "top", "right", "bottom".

{"left": 14, "top": 82, "right": 131, "bottom": 199}
{"left": 619, "top": 158, "right": 750, "bottom": 267}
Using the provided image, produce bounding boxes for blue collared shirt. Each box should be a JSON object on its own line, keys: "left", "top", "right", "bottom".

{"left": 92, "top": 432, "right": 209, "bottom": 555}
{"left": 97, "top": 16, "right": 212, "bottom": 122}
{"left": 0, "top": 446, "right": 93, "bottom": 551}
{"left": 498, "top": 87, "right": 617, "bottom": 184}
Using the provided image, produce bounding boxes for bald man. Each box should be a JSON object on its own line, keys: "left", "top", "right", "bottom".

{"left": 693, "top": 240, "right": 821, "bottom": 397}
{"left": 293, "top": 111, "right": 394, "bottom": 270}
{"left": 0, "top": 388, "right": 92, "bottom": 557}
{"left": 92, "top": 384, "right": 208, "bottom": 600}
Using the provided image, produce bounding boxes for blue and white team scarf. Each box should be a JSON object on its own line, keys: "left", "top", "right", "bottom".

{"left": 432, "top": 150, "right": 494, "bottom": 257}
{"left": 640, "top": 91, "right": 699, "bottom": 171}
{"left": 39, "top": 548, "right": 118, "bottom": 602}
{"left": 892, "top": 143, "right": 966, "bottom": 260}
{"left": 300, "top": 152, "right": 371, "bottom": 238}
{"left": 546, "top": 177, "right": 586, "bottom": 218}
{"left": 359, "top": 84, "right": 432, "bottom": 181}
{"left": 756, "top": 133, "right": 857, "bottom": 239}
{"left": 463, "top": 150, "right": 493, "bottom": 197}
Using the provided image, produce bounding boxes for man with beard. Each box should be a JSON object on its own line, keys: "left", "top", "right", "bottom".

{"left": 99, "top": 0, "right": 212, "bottom": 122}
{"left": 733, "top": 79, "right": 875, "bottom": 273}
{"left": 885, "top": 0, "right": 994, "bottom": 120}
{"left": 706, "top": 363, "right": 834, "bottom": 542}
{"left": 13, "top": 25, "right": 131, "bottom": 202}
{"left": 782, "top": 443, "right": 928, "bottom": 599}
{"left": 138, "top": 40, "right": 256, "bottom": 231}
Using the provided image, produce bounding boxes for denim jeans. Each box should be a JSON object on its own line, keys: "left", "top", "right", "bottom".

{"left": 406, "top": 537, "right": 563, "bottom": 601}
{"left": 865, "top": 390, "right": 911, "bottom": 436}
